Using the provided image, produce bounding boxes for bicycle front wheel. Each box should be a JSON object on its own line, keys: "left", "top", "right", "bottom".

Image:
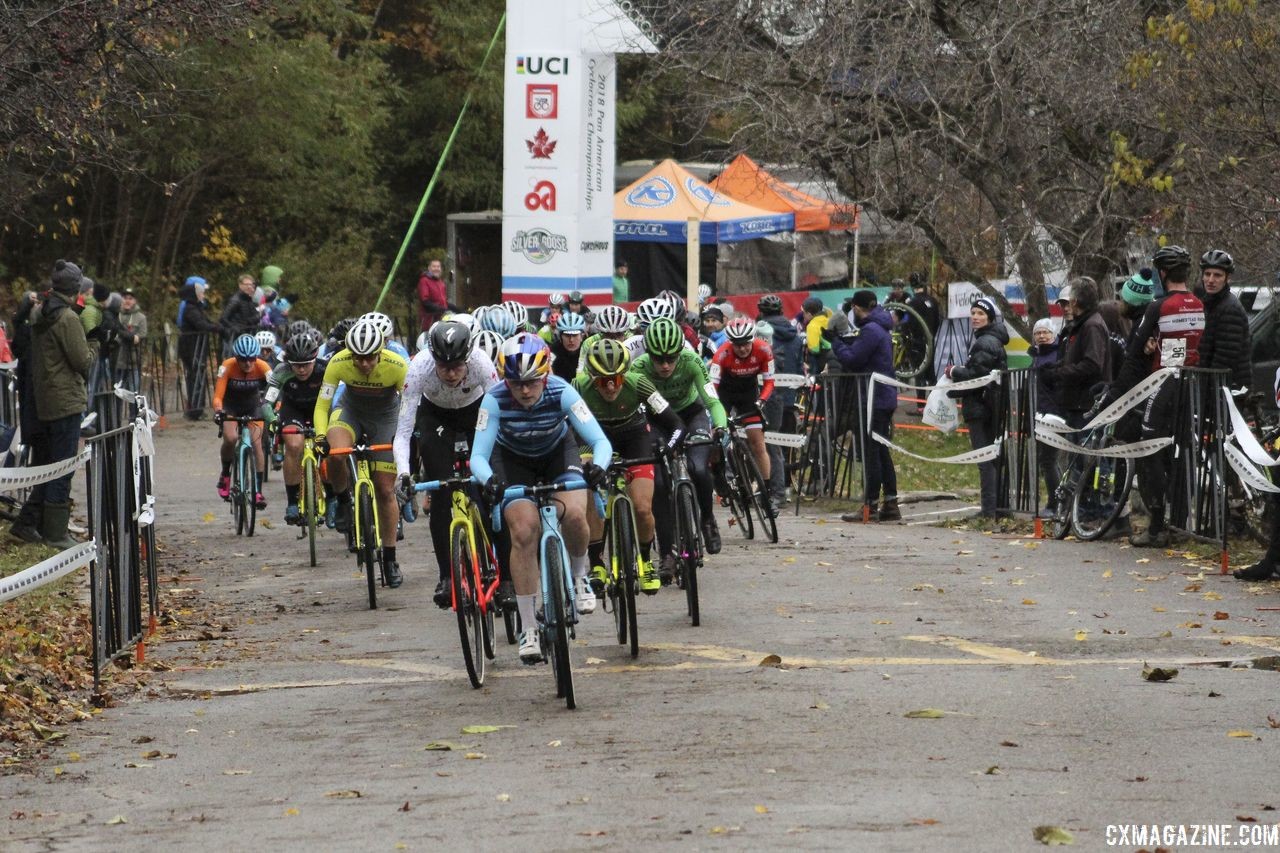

{"left": 303, "top": 456, "right": 318, "bottom": 567}
{"left": 544, "top": 539, "right": 575, "bottom": 709}
{"left": 451, "top": 526, "right": 485, "bottom": 688}
{"left": 675, "top": 482, "right": 701, "bottom": 627}
{"left": 611, "top": 498, "right": 640, "bottom": 658}
{"left": 740, "top": 442, "right": 778, "bottom": 544}
{"left": 721, "top": 453, "right": 754, "bottom": 540}
{"left": 1071, "top": 455, "right": 1132, "bottom": 542}
{"left": 358, "top": 487, "right": 378, "bottom": 609}
{"left": 732, "top": 441, "right": 758, "bottom": 541}
{"left": 241, "top": 449, "right": 257, "bottom": 537}
{"left": 885, "top": 301, "right": 934, "bottom": 381}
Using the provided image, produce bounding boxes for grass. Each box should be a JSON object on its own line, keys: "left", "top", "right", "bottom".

{"left": 888, "top": 422, "right": 981, "bottom": 495}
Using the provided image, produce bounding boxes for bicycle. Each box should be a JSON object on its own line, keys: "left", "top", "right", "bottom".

{"left": 657, "top": 434, "right": 715, "bottom": 627}
{"left": 414, "top": 441, "right": 508, "bottom": 688}
{"left": 885, "top": 301, "right": 934, "bottom": 382}
{"left": 1043, "top": 414, "right": 1134, "bottom": 541}
{"left": 721, "top": 416, "right": 778, "bottom": 544}
{"left": 280, "top": 425, "right": 327, "bottom": 567}
{"left": 326, "top": 437, "right": 393, "bottom": 609}
{"left": 491, "top": 478, "right": 586, "bottom": 710}
{"left": 218, "top": 414, "right": 262, "bottom": 537}
{"left": 595, "top": 459, "right": 647, "bottom": 658}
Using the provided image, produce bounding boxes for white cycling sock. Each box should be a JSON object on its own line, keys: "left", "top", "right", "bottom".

{"left": 517, "top": 594, "right": 537, "bottom": 630}
{"left": 570, "top": 552, "right": 589, "bottom": 579}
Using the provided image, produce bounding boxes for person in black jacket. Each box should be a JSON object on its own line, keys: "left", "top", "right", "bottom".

{"left": 219, "top": 274, "right": 262, "bottom": 356}
{"left": 1040, "top": 277, "right": 1112, "bottom": 428}
{"left": 905, "top": 273, "right": 941, "bottom": 407}
{"left": 758, "top": 294, "right": 804, "bottom": 511}
{"left": 1196, "top": 249, "right": 1251, "bottom": 391}
{"left": 178, "top": 278, "right": 221, "bottom": 420}
{"left": 946, "top": 297, "right": 1008, "bottom": 518}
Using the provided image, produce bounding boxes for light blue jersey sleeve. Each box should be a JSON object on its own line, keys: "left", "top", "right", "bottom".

{"left": 469, "top": 393, "right": 502, "bottom": 485}
{"left": 560, "top": 383, "right": 612, "bottom": 464}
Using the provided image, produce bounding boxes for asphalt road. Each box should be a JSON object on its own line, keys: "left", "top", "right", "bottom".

{"left": 4, "top": 419, "right": 1280, "bottom": 851}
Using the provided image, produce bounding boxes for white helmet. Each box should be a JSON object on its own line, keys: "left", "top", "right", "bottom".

{"left": 470, "top": 329, "right": 504, "bottom": 364}
{"left": 448, "top": 311, "right": 478, "bottom": 335}
{"left": 360, "top": 311, "right": 394, "bottom": 339}
{"left": 346, "top": 318, "right": 384, "bottom": 356}
{"left": 594, "top": 304, "right": 631, "bottom": 335}
{"left": 255, "top": 330, "right": 278, "bottom": 351}
{"left": 697, "top": 283, "right": 713, "bottom": 304}
{"left": 636, "top": 296, "right": 676, "bottom": 326}
{"left": 501, "top": 300, "right": 529, "bottom": 330}
{"left": 415, "top": 330, "right": 431, "bottom": 353}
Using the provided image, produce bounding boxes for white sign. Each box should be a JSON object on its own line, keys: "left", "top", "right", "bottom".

{"left": 947, "top": 281, "right": 983, "bottom": 319}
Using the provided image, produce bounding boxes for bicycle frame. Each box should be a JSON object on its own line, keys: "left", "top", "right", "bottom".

{"left": 491, "top": 480, "right": 585, "bottom": 629}
{"left": 416, "top": 447, "right": 501, "bottom": 617}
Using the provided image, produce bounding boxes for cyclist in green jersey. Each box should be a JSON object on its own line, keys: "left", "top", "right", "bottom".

{"left": 631, "top": 318, "right": 728, "bottom": 579}
{"left": 574, "top": 339, "right": 686, "bottom": 595}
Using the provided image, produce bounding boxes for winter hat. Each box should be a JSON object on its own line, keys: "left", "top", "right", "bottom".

{"left": 700, "top": 306, "right": 724, "bottom": 321}
{"left": 1120, "top": 269, "right": 1156, "bottom": 307}
{"left": 261, "top": 265, "right": 284, "bottom": 289}
{"left": 50, "top": 260, "right": 83, "bottom": 295}
{"left": 972, "top": 297, "right": 998, "bottom": 320}
{"left": 92, "top": 281, "right": 110, "bottom": 302}
{"left": 754, "top": 320, "right": 775, "bottom": 343}
{"left": 1032, "top": 318, "right": 1055, "bottom": 336}
{"left": 79, "top": 277, "right": 95, "bottom": 294}
{"left": 801, "top": 295, "right": 824, "bottom": 314}
{"left": 105, "top": 292, "right": 123, "bottom": 312}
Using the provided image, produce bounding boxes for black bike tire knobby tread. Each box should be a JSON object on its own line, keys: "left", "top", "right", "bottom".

{"left": 452, "top": 526, "right": 482, "bottom": 688}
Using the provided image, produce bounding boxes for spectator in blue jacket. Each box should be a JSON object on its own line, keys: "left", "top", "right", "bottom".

{"left": 830, "top": 290, "right": 899, "bottom": 522}
{"left": 1029, "top": 318, "right": 1064, "bottom": 516}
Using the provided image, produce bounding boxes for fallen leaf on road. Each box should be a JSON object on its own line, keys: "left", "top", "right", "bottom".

{"left": 1204, "top": 591, "right": 1224, "bottom": 601}
{"left": 815, "top": 561, "right": 832, "bottom": 567}
{"left": 1033, "top": 825, "right": 1074, "bottom": 845}
{"left": 1228, "top": 730, "right": 1254, "bottom": 738}
{"left": 1158, "top": 631, "right": 1172, "bottom": 638}
{"left": 1179, "top": 622, "right": 1202, "bottom": 629}
{"left": 1152, "top": 607, "right": 1166, "bottom": 613}
{"left": 141, "top": 750, "right": 175, "bottom": 760}
{"left": 464, "top": 752, "right": 486, "bottom": 760}
{"left": 399, "top": 802, "right": 411, "bottom": 812}
{"left": 222, "top": 769, "right": 252, "bottom": 775}
{"left": 284, "top": 808, "right": 299, "bottom": 816}
{"left": 423, "top": 741, "right": 473, "bottom": 751}
{"left": 1022, "top": 599, "right": 1037, "bottom": 606}
{"left": 201, "top": 512, "right": 215, "bottom": 523}
{"left": 585, "top": 658, "right": 605, "bottom": 665}
{"left": 131, "top": 736, "right": 154, "bottom": 744}
{"left": 105, "top": 815, "right": 128, "bottom": 826}
{"left": 31, "top": 723, "right": 65, "bottom": 741}
{"left": 782, "top": 557, "right": 796, "bottom": 564}
{"left": 547, "top": 740, "right": 561, "bottom": 747}
{"left": 873, "top": 620, "right": 892, "bottom": 625}
{"left": 758, "top": 654, "right": 783, "bottom": 667}
{"left": 324, "top": 790, "right": 361, "bottom": 799}
{"left": 1102, "top": 569, "right": 1112, "bottom": 578}
{"left": 1135, "top": 558, "right": 1150, "bottom": 564}
{"left": 810, "top": 700, "right": 830, "bottom": 710}
{"left": 904, "top": 709, "right": 945, "bottom": 719}
{"left": 1000, "top": 740, "right": 1019, "bottom": 747}
{"left": 1268, "top": 716, "right": 1280, "bottom": 729}
{"left": 1074, "top": 631, "right": 1088, "bottom": 642}
{"left": 755, "top": 805, "right": 770, "bottom": 814}
{"left": 123, "top": 762, "right": 153, "bottom": 769}
{"left": 985, "top": 766, "right": 1001, "bottom": 775}
{"left": 1213, "top": 611, "right": 1230, "bottom": 620}
{"left": 1141, "top": 665, "right": 1179, "bottom": 683}
{"left": 461, "top": 725, "right": 515, "bottom": 734}
{"left": 496, "top": 793, "right": 510, "bottom": 802}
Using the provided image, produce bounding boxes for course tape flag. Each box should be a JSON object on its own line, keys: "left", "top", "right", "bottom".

{"left": 866, "top": 371, "right": 1001, "bottom": 463}
{"left": 1223, "top": 387, "right": 1280, "bottom": 468}
{"left": 872, "top": 431, "right": 1000, "bottom": 464}
{"left": 773, "top": 373, "right": 809, "bottom": 389}
{"left": 764, "top": 431, "right": 807, "bottom": 448}
{"left": 0, "top": 540, "right": 96, "bottom": 603}
{"left": 0, "top": 446, "right": 92, "bottom": 490}
{"left": 1037, "top": 368, "right": 1176, "bottom": 434}
{"left": 1033, "top": 426, "right": 1172, "bottom": 458}
{"left": 1225, "top": 441, "right": 1280, "bottom": 494}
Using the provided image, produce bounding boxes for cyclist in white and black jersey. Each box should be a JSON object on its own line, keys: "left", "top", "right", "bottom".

{"left": 393, "top": 320, "right": 499, "bottom": 608}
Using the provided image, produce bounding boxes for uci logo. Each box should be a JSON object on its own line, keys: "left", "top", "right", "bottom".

{"left": 626, "top": 176, "right": 675, "bottom": 208}
{"left": 516, "top": 56, "right": 570, "bottom": 75}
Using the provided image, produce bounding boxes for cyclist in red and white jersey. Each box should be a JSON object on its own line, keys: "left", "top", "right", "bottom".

{"left": 710, "top": 317, "right": 775, "bottom": 504}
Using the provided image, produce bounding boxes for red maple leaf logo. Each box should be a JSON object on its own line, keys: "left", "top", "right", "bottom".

{"left": 526, "top": 127, "right": 557, "bottom": 159}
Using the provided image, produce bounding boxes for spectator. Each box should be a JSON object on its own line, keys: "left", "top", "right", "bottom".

{"left": 945, "top": 297, "right": 1008, "bottom": 519}
{"left": 758, "top": 294, "right": 805, "bottom": 510}
{"left": 117, "top": 289, "right": 148, "bottom": 392}
{"left": 906, "top": 273, "right": 942, "bottom": 406}
{"left": 10, "top": 260, "right": 93, "bottom": 548}
{"left": 612, "top": 260, "right": 630, "bottom": 302}
{"left": 1029, "top": 318, "right": 1064, "bottom": 517}
{"left": 221, "top": 273, "right": 262, "bottom": 354}
{"left": 1041, "top": 277, "right": 1112, "bottom": 429}
{"left": 887, "top": 278, "right": 908, "bottom": 305}
{"left": 700, "top": 306, "right": 727, "bottom": 358}
{"left": 831, "top": 290, "right": 900, "bottom": 522}
{"left": 11, "top": 292, "right": 40, "bottom": 459}
{"left": 1055, "top": 285, "right": 1074, "bottom": 328}
{"left": 260, "top": 264, "right": 284, "bottom": 302}
{"left": 261, "top": 287, "right": 289, "bottom": 333}
{"left": 417, "top": 259, "right": 448, "bottom": 333}
{"left": 90, "top": 289, "right": 126, "bottom": 406}
{"left": 1196, "top": 249, "right": 1251, "bottom": 392}
{"left": 800, "top": 295, "right": 832, "bottom": 374}
{"left": 179, "top": 276, "right": 221, "bottom": 420}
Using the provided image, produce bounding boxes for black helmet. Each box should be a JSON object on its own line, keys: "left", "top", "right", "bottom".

{"left": 429, "top": 320, "right": 471, "bottom": 364}
{"left": 1152, "top": 244, "right": 1191, "bottom": 271}
{"left": 329, "top": 317, "right": 357, "bottom": 343}
{"left": 568, "top": 289, "right": 584, "bottom": 303}
{"left": 286, "top": 320, "right": 314, "bottom": 341}
{"left": 757, "top": 294, "right": 783, "bottom": 315}
{"left": 1200, "top": 248, "right": 1234, "bottom": 274}
{"left": 284, "top": 329, "right": 322, "bottom": 363}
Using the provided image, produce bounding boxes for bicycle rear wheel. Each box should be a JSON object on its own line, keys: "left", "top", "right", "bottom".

{"left": 739, "top": 442, "right": 778, "bottom": 543}
{"left": 1071, "top": 455, "right": 1132, "bottom": 541}
{"left": 675, "top": 482, "right": 701, "bottom": 627}
{"left": 478, "top": 541, "right": 497, "bottom": 661}
{"left": 611, "top": 499, "right": 640, "bottom": 658}
{"left": 732, "top": 441, "right": 758, "bottom": 541}
{"left": 544, "top": 540, "right": 575, "bottom": 709}
{"left": 303, "top": 456, "right": 318, "bottom": 567}
{"left": 358, "top": 486, "right": 377, "bottom": 609}
{"left": 241, "top": 449, "right": 257, "bottom": 537}
{"left": 451, "top": 526, "right": 485, "bottom": 688}
{"left": 721, "top": 454, "right": 754, "bottom": 539}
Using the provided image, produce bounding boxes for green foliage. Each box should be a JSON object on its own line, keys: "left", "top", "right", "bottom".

{"left": 257, "top": 228, "right": 388, "bottom": 329}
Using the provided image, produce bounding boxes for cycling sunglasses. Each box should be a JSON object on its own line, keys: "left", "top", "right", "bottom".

{"left": 594, "top": 374, "right": 624, "bottom": 390}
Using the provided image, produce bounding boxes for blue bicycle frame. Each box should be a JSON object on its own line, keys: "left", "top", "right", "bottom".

{"left": 490, "top": 478, "right": 586, "bottom": 629}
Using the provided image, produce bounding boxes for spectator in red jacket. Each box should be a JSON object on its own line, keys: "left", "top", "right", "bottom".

{"left": 417, "top": 259, "right": 448, "bottom": 332}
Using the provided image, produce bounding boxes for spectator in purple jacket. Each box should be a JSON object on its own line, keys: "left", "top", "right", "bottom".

{"left": 830, "top": 290, "right": 899, "bottom": 522}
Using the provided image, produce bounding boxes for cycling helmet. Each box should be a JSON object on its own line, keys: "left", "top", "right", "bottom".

{"left": 471, "top": 305, "right": 492, "bottom": 327}
{"left": 697, "top": 283, "right": 713, "bottom": 304}
{"left": 286, "top": 320, "right": 314, "bottom": 341}
{"left": 498, "top": 332, "right": 551, "bottom": 381}
{"left": 557, "top": 312, "right": 587, "bottom": 337}
{"left": 644, "top": 317, "right": 685, "bottom": 357}
{"left": 757, "top": 294, "right": 783, "bottom": 314}
{"left": 429, "top": 320, "right": 471, "bottom": 364}
{"left": 584, "top": 338, "right": 631, "bottom": 378}
{"left": 284, "top": 329, "right": 322, "bottom": 362}
{"left": 659, "top": 289, "right": 686, "bottom": 309}
{"left": 360, "top": 311, "right": 394, "bottom": 339}
{"left": 471, "top": 329, "right": 504, "bottom": 364}
{"left": 594, "top": 304, "right": 631, "bottom": 335}
{"left": 548, "top": 291, "right": 566, "bottom": 308}
{"left": 1152, "top": 244, "right": 1191, "bottom": 271}
{"left": 447, "top": 311, "right": 478, "bottom": 334}
{"left": 415, "top": 330, "right": 430, "bottom": 353}
{"left": 501, "top": 299, "right": 529, "bottom": 329}
{"left": 255, "top": 330, "right": 278, "bottom": 352}
{"left": 636, "top": 296, "right": 676, "bottom": 326}
{"left": 185, "top": 275, "right": 207, "bottom": 288}
{"left": 232, "top": 334, "right": 261, "bottom": 359}
{"left": 481, "top": 307, "right": 517, "bottom": 338}
{"left": 725, "top": 316, "right": 756, "bottom": 343}
{"left": 568, "top": 289, "right": 585, "bottom": 303}
{"left": 1200, "top": 248, "right": 1234, "bottom": 274}
{"left": 345, "top": 319, "right": 384, "bottom": 356}
{"left": 329, "top": 317, "right": 357, "bottom": 344}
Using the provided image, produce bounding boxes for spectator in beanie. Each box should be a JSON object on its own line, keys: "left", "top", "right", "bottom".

{"left": 1029, "top": 318, "right": 1064, "bottom": 516}
{"left": 945, "top": 297, "right": 1008, "bottom": 518}
{"left": 1040, "top": 277, "right": 1111, "bottom": 429}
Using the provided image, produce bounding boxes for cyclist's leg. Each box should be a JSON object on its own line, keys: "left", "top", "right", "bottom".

{"left": 743, "top": 408, "right": 771, "bottom": 480}
{"left": 220, "top": 420, "right": 238, "bottom": 474}
{"left": 681, "top": 406, "right": 715, "bottom": 518}
{"left": 249, "top": 421, "right": 265, "bottom": 479}
{"left": 325, "top": 413, "right": 355, "bottom": 493}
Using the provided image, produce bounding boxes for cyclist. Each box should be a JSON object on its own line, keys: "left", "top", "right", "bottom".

{"left": 564, "top": 290, "right": 595, "bottom": 326}
{"left": 470, "top": 333, "right": 613, "bottom": 665}
{"left": 632, "top": 317, "right": 728, "bottom": 576}
{"left": 265, "top": 328, "right": 329, "bottom": 524}
{"left": 314, "top": 319, "right": 410, "bottom": 586}
{"left": 471, "top": 329, "right": 504, "bottom": 365}
{"left": 255, "top": 329, "right": 282, "bottom": 367}
{"left": 213, "top": 334, "right": 273, "bottom": 508}
{"left": 574, "top": 339, "right": 684, "bottom": 595}
{"left": 482, "top": 306, "right": 518, "bottom": 340}
{"left": 502, "top": 299, "right": 534, "bottom": 334}
{"left": 549, "top": 311, "right": 587, "bottom": 380}
{"left": 360, "top": 311, "right": 410, "bottom": 360}
{"left": 710, "top": 316, "right": 776, "bottom": 512}
{"left": 393, "top": 320, "right": 499, "bottom": 608}
{"left": 539, "top": 291, "right": 566, "bottom": 328}
{"left": 321, "top": 317, "right": 358, "bottom": 359}
{"left": 583, "top": 304, "right": 632, "bottom": 349}
{"left": 628, "top": 298, "right": 688, "bottom": 361}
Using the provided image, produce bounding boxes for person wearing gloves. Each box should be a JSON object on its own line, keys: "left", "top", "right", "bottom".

{"left": 831, "top": 290, "right": 901, "bottom": 522}
{"left": 945, "top": 297, "right": 1008, "bottom": 518}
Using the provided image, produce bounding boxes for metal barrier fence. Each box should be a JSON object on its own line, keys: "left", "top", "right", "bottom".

{"left": 1168, "top": 368, "right": 1229, "bottom": 549}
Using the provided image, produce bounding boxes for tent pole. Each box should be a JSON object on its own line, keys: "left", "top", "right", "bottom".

{"left": 686, "top": 217, "right": 700, "bottom": 311}
{"left": 851, "top": 226, "right": 861, "bottom": 286}
{"left": 790, "top": 232, "right": 799, "bottom": 290}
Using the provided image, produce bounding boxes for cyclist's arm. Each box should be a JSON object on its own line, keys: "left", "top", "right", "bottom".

{"left": 640, "top": 379, "right": 685, "bottom": 437}
{"left": 313, "top": 360, "right": 341, "bottom": 435}
{"left": 691, "top": 357, "right": 728, "bottom": 428}
{"left": 393, "top": 359, "right": 429, "bottom": 478}
{"left": 708, "top": 350, "right": 724, "bottom": 392}
{"left": 468, "top": 394, "right": 501, "bottom": 484}
{"left": 758, "top": 347, "right": 776, "bottom": 402}
{"left": 212, "top": 359, "right": 231, "bottom": 411}
{"left": 561, "top": 384, "right": 612, "bottom": 463}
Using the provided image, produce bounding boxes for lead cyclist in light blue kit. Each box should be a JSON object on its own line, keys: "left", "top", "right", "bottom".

{"left": 470, "top": 333, "right": 613, "bottom": 664}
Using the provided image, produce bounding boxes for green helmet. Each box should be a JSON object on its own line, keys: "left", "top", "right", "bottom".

{"left": 585, "top": 338, "right": 631, "bottom": 379}
{"left": 645, "top": 317, "right": 684, "bottom": 357}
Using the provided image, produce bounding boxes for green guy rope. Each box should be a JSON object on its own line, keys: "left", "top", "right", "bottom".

{"left": 374, "top": 12, "right": 506, "bottom": 311}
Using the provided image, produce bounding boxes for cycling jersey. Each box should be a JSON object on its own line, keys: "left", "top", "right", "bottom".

{"left": 631, "top": 350, "right": 728, "bottom": 429}
{"left": 571, "top": 372, "right": 679, "bottom": 434}
{"left": 265, "top": 357, "right": 330, "bottom": 419}
{"left": 710, "top": 339, "right": 775, "bottom": 402}
{"left": 1151, "top": 291, "right": 1204, "bottom": 369}
{"left": 392, "top": 348, "right": 497, "bottom": 476}
{"left": 470, "top": 376, "right": 612, "bottom": 484}
{"left": 214, "top": 357, "right": 271, "bottom": 412}
{"left": 314, "top": 348, "right": 409, "bottom": 435}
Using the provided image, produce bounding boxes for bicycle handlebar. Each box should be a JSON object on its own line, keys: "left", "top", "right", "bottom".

{"left": 325, "top": 443, "right": 394, "bottom": 456}
{"left": 279, "top": 425, "right": 316, "bottom": 437}
{"left": 489, "top": 478, "right": 589, "bottom": 531}
{"left": 413, "top": 476, "right": 473, "bottom": 494}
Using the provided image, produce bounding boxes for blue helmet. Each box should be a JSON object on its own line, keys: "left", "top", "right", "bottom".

{"left": 557, "top": 312, "right": 587, "bottom": 336}
{"left": 482, "top": 307, "right": 517, "bottom": 338}
{"left": 499, "top": 332, "right": 551, "bottom": 381}
{"left": 232, "top": 334, "right": 261, "bottom": 359}
{"left": 185, "top": 275, "right": 207, "bottom": 288}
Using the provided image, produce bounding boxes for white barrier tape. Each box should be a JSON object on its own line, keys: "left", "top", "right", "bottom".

{"left": 1033, "top": 425, "right": 1173, "bottom": 458}
{"left": 137, "top": 494, "right": 156, "bottom": 527}
{"left": 869, "top": 370, "right": 1000, "bottom": 394}
{"left": 0, "top": 540, "right": 96, "bottom": 603}
{"left": 764, "top": 431, "right": 808, "bottom": 449}
{"left": 113, "top": 383, "right": 137, "bottom": 403}
{"left": 0, "top": 361, "right": 16, "bottom": 371}
{"left": 0, "top": 446, "right": 93, "bottom": 490}
{"left": 1222, "top": 387, "right": 1280, "bottom": 468}
{"left": 774, "top": 373, "right": 809, "bottom": 389}
{"left": 1224, "top": 441, "right": 1280, "bottom": 494}
{"left": 1037, "top": 368, "right": 1176, "bottom": 434}
{"left": 874, "top": 431, "right": 1001, "bottom": 464}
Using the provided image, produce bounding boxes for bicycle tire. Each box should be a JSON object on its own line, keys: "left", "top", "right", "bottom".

{"left": 241, "top": 448, "right": 257, "bottom": 537}
{"left": 451, "top": 526, "right": 485, "bottom": 688}
{"left": 358, "top": 486, "right": 377, "bottom": 609}
{"left": 732, "top": 440, "right": 758, "bottom": 541}
{"left": 612, "top": 497, "right": 640, "bottom": 658}
{"left": 739, "top": 441, "right": 778, "bottom": 543}
{"left": 1071, "top": 455, "right": 1132, "bottom": 541}
{"left": 675, "top": 482, "right": 701, "bottom": 627}
{"left": 721, "top": 451, "right": 754, "bottom": 539}
{"left": 232, "top": 459, "right": 246, "bottom": 536}
{"left": 478, "top": 540, "right": 497, "bottom": 661}
{"left": 608, "top": 510, "right": 627, "bottom": 647}
{"left": 544, "top": 539, "right": 575, "bottom": 709}
{"left": 884, "top": 301, "right": 934, "bottom": 382}
{"left": 303, "top": 456, "right": 318, "bottom": 567}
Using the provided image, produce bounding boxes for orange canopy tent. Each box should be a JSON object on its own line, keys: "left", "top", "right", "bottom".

{"left": 710, "top": 154, "right": 858, "bottom": 232}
